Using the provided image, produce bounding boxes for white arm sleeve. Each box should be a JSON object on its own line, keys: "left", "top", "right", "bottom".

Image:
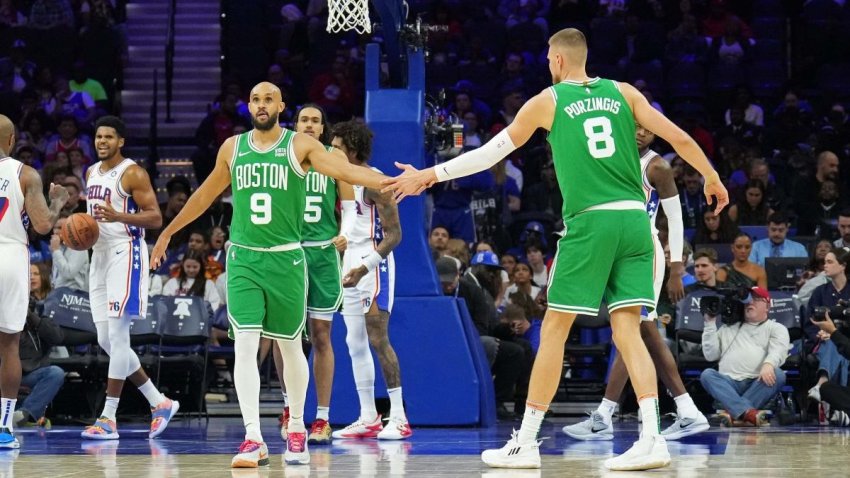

{"left": 339, "top": 200, "right": 357, "bottom": 239}
{"left": 661, "top": 195, "right": 684, "bottom": 262}
{"left": 434, "top": 128, "right": 517, "bottom": 182}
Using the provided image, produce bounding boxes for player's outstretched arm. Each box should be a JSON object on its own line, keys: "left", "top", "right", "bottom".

{"left": 297, "top": 134, "right": 386, "bottom": 190}
{"left": 343, "top": 187, "right": 401, "bottom": 287}
{"left": 21, "top": 165, "right": 68, "bottom": 235}
{"left": 333, "top": 176, "right": 355, "bottom": 252}
{"left": 621, "top": 82, "right": 729, "bottom": 214}
{"left": 151, "top": 137, "right": 234, "bottom": 268}
{"left": 649, "top": 157, "right": 685, "bottom": 302}
{"left": 382, "top": 90, "right": 553, "bottom": 202}
{"left": 94, "top": 165, "right": 162, "bottom": 229}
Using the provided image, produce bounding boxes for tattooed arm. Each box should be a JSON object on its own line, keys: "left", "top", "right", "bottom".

{"left": 21, "top": 165, "right": 68, "bottom": 235}
{"left": 342, "top": 187, "right": 402, "bottom": 287}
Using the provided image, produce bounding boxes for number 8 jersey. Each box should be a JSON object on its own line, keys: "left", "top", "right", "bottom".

{"left": 229, "top": 129, "right": 307, "bottom": 247}
{"left": 547, "top": 78, "right": 644, "bottom": 218}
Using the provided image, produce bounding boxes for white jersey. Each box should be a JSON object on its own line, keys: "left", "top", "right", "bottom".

{"left": 640, "top": 149, "right": 660, "bottom": 235}
{"left": 86, "top": 158, "right": 144, "bottom": 248}
{"left": 0, "top": 157, "right": 27, "bottom": 246}
{"left": 346, "top": 166, "right": 388, "bottom": 252}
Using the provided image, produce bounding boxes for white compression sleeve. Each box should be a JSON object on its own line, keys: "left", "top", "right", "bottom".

{"left": 234, "top": 331, "right": 263, "bottom": 442}
{"left": 661, "top": 195, "right": 684, "bottom": 262}
{"left": 339, "top": 200, "right": 357, "bottom": 240}
{"left": 434, "top": 128, "right": 517, "bottom": 182}
{"left": 342, "top": 313, "right": 377, "bottom": 421}
{"left": 277, "top": 339, "right": 309, "bottom": 431}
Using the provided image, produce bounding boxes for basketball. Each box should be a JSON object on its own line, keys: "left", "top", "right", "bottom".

{"left": 60, "top": 213, "right": 99, "bottom": 251}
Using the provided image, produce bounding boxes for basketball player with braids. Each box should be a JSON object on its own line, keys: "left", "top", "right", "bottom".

{"left": 82, "top": 116, "right": 180, "bottom": 441}
{"left": 385, "top": 28, "right": 728, "bottom": 471}
{"left": 276, "top": 103, "right": 356, "bottom": 445}
{"left": 0, "top": 114, "right": 68, "bottom": 449}
{"left": 151, "top": 83, "right": 387, "bottom": 468}
{"left": 330, "top": 120, "right": 411, "bottom": 441}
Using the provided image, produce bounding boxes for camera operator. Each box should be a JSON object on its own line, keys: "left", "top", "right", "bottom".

{"left": 809, "top": 312, "right": 850, "bottom": 423}
{"left": 700, "top": 287, "right": 791, "bottom": 426}
{"left": 806, "top": 248, "right": 850, "bottom": 412}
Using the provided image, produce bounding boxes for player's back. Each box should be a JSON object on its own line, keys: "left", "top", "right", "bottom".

{"left": 347, "top": 166, "right": 387, "bottom": 252}
{"left": 0, "top": 157, "right": 27, "bottom": 247}
{"left": 86, "top": 158, "right": 143, "bottom": 248}
{"left": 548, "top": 78, "right": 644, "bottom": 218}
{"left": 229, "top": 129, "right": 307, "bottom": 248}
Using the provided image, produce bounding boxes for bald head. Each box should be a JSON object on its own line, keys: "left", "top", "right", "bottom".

{"left": 548, "top": 28, "right": 588, "bottom": 67}
{"left": 250, "top": 81, "right": 282, "bottom": 101}
{"left": 0, "top": 114, "right": 14, "bottom": 156}
{"left": 817, "top": 150, "right": 839, "bottom": 181}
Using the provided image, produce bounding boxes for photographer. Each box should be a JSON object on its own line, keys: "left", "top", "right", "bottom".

{"left": 809, "top": 312, "right": 850, "bottom": 423}
{"left": 700, "top": 287, "right": 790, "bottom": 426}
{"left": 806, "top": 248, "right": 850, "bottom": 413}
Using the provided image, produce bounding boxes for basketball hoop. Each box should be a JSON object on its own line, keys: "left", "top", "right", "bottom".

{"left": 327, "top": 0, "right": 371, "bottom": 34}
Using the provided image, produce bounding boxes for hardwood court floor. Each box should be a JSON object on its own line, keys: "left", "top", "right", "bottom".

{"left": 4, "top": 417, "right": 848, "bottom": 477}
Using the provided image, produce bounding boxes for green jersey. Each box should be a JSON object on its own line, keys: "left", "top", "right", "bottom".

{"left": 302, "top": 146, "right": 339, "bottom": 242}
{"left": 547, "top": 78, "right": 643, "bottom": 218}
{"left": 229, "top": 129, "right": 306, "bottom": 247}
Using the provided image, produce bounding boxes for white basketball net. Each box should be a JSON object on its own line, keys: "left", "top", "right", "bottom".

{"left": 327, "top": 0, "right": 371, "bottom": 34}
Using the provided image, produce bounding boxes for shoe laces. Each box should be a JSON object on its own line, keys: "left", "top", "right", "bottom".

{"left": 288, "top": 432, "right": 306, "bottom": 453}
{"left": 310, "top": 419, "right": 328, "bottom": 434}
{"left": 238, "top": 440, "right": 263, "bottom": 453}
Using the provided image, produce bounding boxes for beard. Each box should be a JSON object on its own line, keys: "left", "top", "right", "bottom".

{"left": 252, "top": 113, "right": 278, "bottom": 131}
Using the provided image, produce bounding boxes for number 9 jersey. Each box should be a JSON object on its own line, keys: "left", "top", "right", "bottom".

{"left": 229, "top": 129, "right": 306, "bottom": 247}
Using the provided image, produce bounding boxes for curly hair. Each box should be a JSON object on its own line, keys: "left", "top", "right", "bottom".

{"left": 331, "top": 120, "right": 373, "bottom": 164}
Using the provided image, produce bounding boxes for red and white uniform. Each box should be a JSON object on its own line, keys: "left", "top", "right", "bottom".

{"left": 86, "top": 159, "right": 149, "bottom": 322}
{"left": 342, "top": 167, "right": 395, "bottom": 315}
{"left": 0, "top": 157, "right": 29, "bottom": 333}
{"left": 640, "top": 149, "right": 665, "bottom": 321}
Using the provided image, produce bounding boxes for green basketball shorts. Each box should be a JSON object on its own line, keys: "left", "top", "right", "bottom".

{"left": 304, "top": 242, "right": 343, "bottom": 320}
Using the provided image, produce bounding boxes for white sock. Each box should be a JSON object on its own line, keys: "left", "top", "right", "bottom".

{"left": 102, "top": 396, "right": 120, "bottom": 421}
{"left": 138, "top": 379, "right": 166, "bottom": 408}
{"left": 639, "top": 396, "right": 660, "bottom": 438}
{"left": 388, "top": 387, "right": 406, "bottom": 420}
{"left": 316, "top": 406, "right": 330, "bottom": 421}
{"left": 282, "top": 392, "right": 289, "bottom": 409}
{"left": 517, "top": 404, "right": 547, "bottom": 444}
{"left": 597, "top": 398, "right": 617, "bottom": 422}
{"left": 673, "top": 393, "right": 699, "bottom": 419}
{"left": 278, "top": 339, "right": 308, "bottom": 434}
{"left": 234, "top": 331, "right": 263, "bottom": 443}
{"left": 343, "top": 313, "right": 378, "bottom": 422}
{"left": 0, "top": 399, "right": 16, "bottom": 431}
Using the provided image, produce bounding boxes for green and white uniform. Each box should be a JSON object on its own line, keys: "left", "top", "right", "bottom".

{"left": 227, "top": 129, "right": 308, "bottom": 339}
{"left": 302, "top": 145, "right": 343, "bottom": 320}
{"left": 546, "top": 78, "right": 655, "bottom": 315}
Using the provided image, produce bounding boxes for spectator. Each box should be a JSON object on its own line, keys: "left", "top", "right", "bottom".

{"left": 504, "top": 303, "right": 541, "bottom": 356}
{"left": 29, "top": 0, "right": 75, "bottom": 29}
{"left": 28, "top": 229, "right": 52, "bottom": 265}
{"left": 432, "top": 163, "right": 494, "bottom": 245}
{"left": 728, "top": 180, "right": 773, "bottom": 226}
{"left": 833, "top": 210, "right": 850, "bottom": 248}
{"left": 162, "top": 250, "right": 222, "bottom": 312}
{"left": 679, "top": 167, "right": 708, "bottom": 229}
{"left": 501, "top": 262, "right": 541, "bottom": 310}
{"left": 693, "top": 209, "right": 739, "bottom": 245}
{"left": 191, "top": 91, "right": 251, "bottom": 182}
{"left": 664, "top": 14, "right": 708, "bottom": 66}
{"left": 806, "top": 247, "right": 850, "bottom": 423}
{"left": 18, "top": 110, "right": 51, "bottom": 157}
{"left": 192, "top": 193, "right": 233, "bottom": 237}
{"left": 30, "top": 263, "right": 52, "bottom": 301}
{"left": 797, "top": 180, "right": 841, "bottom": 238}
{"left": 700, "top": 287, "right": 789, "bottom": 427}
{"left": 461, "top": 111, "right": 487, "bottom": 148}
{"left": 471, "top": 161, "right": 519, "bottom": 252}
{"left": 13, "top": 297, "right": 64, "bottom": 428}
{"left": 68, "top": 60, "right": 107, "bottom": 109}
{"left": 53, "top": 74, "right": 96, "bottom": 127}
{"left": 0, "top": 40, "right": 36, "bottom": 94}
{"left": 723, "top": 86, "right": 764, "bottom": 128}
{"left": 522, "top": 158, "right": 561, "bottom": 217}
{"left": 43, "top": 115, "right": 94, "bottom": 164}
{"left": 747, "top": 158, "right": 786, "bottom": 213}
{"left": 525, "top": 242, "right": 548, "bottom": 287}
{"left": 13, "top": 144, "right": 41, "bottom": 169}
{"left": 793, "top": 151, "right": 841, "bottom": 217}
{"left": 808, "top": 311, "right": 850, "bottom": 424}
{"left": 748, "top": 213, "right": 808, "bottom": 267}
{"left": 50, "top": 216, "right": 88, "bottom": 291}
{"left": 687, "top": 249, "right": 726, "bottom": 292}
{"left": 308, "top": 56, "right": 358, "bottom": 122}
{"left": 700, "top": 0, "right": 751, "bottom": 40}
{"left": 207, "top": 226, "right": 228, "bottom": 272}
{"left": 475, "top": 241, "right": 509, "bottom": 307}
{"left": 500, "top": 253, "right": 518, "bottom": 280}
{"left": 717, "top": 233, "right": 767, "bottom": 288}
{"left": 797, "top": 240, "right": 833, "bottom": 308}
{"left": 148, "top": 176, "right": 191, "bottom": 244}
{"left": 437, "top": 256, "right": 525, "bottom": 419}
{"left": 60, "top": 176, "right": 86, "bottom": 215}
{"left": 708, "top": 18, "right": 750, "bottom": 66}
{"left": 429, "top": 225, "right": 450, "bottom": 257}
{"left": 445, "top": 238, "right": 471, "bottom": 272}
{"left": 717, "top": 105, "right": 760, "bottom": 148}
